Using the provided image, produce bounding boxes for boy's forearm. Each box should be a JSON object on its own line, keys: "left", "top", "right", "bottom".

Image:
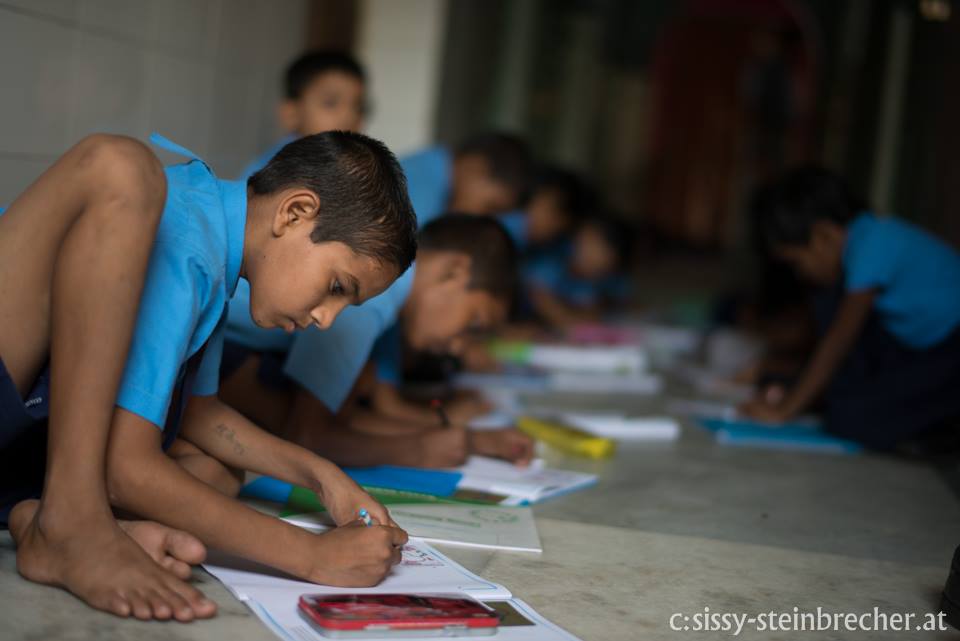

{"left": 291, "top": 412, "right": 428, "bottom": 467}
{"left": 350, "top": 408, "right": 434, "bottom": 436}
{"left": 283, "top": 388, "right": 430, "bottom": 465}
{"left": 372, "top": 383, "right": 441, "bottom": 425}
{"left": 782, "top": 290, "right": 875, "bottom": 415}
{"left": 107, "top": 408, "right": 318, "bottom": 578}
{"left": 181, "top": 395, "right": 341, "bottom": 493}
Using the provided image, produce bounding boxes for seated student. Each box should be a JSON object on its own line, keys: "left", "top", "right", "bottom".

{"left": 240, "top": 49, "right": 367, "bottom": 179}
{"left": 221, "top": 215, "right": 534, "bottom": 469}
{"left": 400, "top": 131, "right": 534, "bottom": 232}
{"left": 527, "top": 215, "right": 633, "bottom": 328}
{"left": 740, "top": 168, "right": 960, "bottom": 450}
{"left": 0, "top": 135, "right": 215, "bottom": 621}
{"left": 4, "top": 131, "right": 417, "bottom": 618}
{"left": 524, "top": 166, "right": 591, "bottom": 247}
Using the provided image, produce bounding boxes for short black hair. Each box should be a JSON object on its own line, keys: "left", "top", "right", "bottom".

{"left": 455, "top": 132, "right": 534, "bottom": 206}
{"left": 249, "top": 131, "right": 417, "bottom": 274}
{"left": 535, "top": 165, "right": 594, "bottom": 223}
{"left": 418, "top": 213, "right": 518, "bottom": 302}
{"left": 285, "top": 50, "right": 366, "bottom": 100}
{"left": 755, "top": 167, "right": 866, "bottom": 247}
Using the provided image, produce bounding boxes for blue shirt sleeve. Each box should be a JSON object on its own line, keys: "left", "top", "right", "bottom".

{"left": 400, "top": 147, "right": 451, "bottom": 225}
{"left": 116, "top": 241, "right": 212, "bottom": 428}
{"left": 844, "top": 216, "right": 900, "bottom": 293}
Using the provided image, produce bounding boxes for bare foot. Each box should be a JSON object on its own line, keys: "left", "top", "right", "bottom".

{"left": 9, "top": 499, "right": 217, "bottom": 622}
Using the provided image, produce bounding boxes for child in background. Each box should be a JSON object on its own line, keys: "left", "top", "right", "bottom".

{"left": 4, "top": 131, "right": 418, "bottom": 618}
{"left": 221, "top": 215, "right": 534, "bottom": 469}
{"left": 524, "top": 166, "right": 591, "bottom": 247}
{"left": 740, "top": 168, "right": 960, "bottom": 450}
{"left": 527, "top": 215, "right": 633, "bottom": 328}
{"left": 241, "top": 50, "right": 367, "bottom": 179}
{"left": 400, "top": 131, "right": 534, "bottom": 232}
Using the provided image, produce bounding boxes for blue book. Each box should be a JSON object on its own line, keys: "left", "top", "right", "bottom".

{"left": 342, "top": 466, "right": 463, "bottom": 497}
{"left": 241, "top": 476, "right": 294, "bottom": 503}
{"left": 240, "top": 466, "right": 464, "bottom": 503}
{"left": 700, "top": 418, "right": 862, "bottom": 455}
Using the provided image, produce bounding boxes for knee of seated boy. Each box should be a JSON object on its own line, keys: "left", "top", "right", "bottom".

{"left": 73, "top": 134, "right": 166, "bottom": 216}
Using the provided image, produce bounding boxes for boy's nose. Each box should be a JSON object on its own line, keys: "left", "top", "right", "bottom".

{"left": 311, "top": 308, "right": 333, "bottom": 331}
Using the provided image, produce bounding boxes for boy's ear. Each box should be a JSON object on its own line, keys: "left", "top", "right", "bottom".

{"left": 278, "top": 100, "right": 300, "bottom": 134}
{"left": 272, "top": 190, "right": 321, "bottom": 237}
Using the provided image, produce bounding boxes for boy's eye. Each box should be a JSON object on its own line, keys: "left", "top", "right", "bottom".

{"left": 331, "top": 279, "right": 345, "bottom": 295}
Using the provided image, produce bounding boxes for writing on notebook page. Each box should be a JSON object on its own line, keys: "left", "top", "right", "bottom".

{"left": 400, "top": 545, "right": 444, "bottom": 567}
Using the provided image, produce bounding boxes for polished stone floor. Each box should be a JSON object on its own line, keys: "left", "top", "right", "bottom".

{"left": 2, "top": 398, "right": 958, "bottom": 640}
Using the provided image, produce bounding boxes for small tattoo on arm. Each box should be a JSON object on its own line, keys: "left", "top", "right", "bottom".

{"left": 215, "top": 423, "right": 245, "bottom": 455}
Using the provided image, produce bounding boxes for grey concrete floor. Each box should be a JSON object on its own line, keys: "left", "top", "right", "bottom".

{"left": 1, "top": 394, "right": 958, "bottom": 640}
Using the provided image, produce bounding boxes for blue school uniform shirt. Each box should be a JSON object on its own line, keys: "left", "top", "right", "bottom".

{"left": 116, "top": 134, "right": 247, "bottom": 429}
{"left": 844, "top": 213, "right": 960, "bottom": 348}
{"left": 523, "top": 240, "right": 630, "bottom": 308}
{"left": 226, "top": 265, "right": 415, "bottom": 410}
{"left": 370, "top": 322, "right": 404, "bottom": 386}
{"left": 499, "top": 210, "right": 528, "bottom": 250}
{"left": 400, "top": 145, "right": 451, "bottom": 225}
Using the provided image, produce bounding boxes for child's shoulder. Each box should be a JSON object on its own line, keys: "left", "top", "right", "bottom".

{"left": 400, "top": 145, "right": 450, "bottom": 173}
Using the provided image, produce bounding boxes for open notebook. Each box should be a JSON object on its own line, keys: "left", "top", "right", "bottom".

{"left": 204, "top": 538, "right": 581, "bottom": 641}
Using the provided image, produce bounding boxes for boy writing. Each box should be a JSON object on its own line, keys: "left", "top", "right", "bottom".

{"left": 740, "top": 168, "right": 960, "bottom": 450}
{"left": 4, "top": 130, "right": 417, "bottom": 618}
{"left": 220, "top": 215, "right": 534, "bottom": 470}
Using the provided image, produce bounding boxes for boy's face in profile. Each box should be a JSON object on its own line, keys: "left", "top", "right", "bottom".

{"left": 774, "top": 221, "right": 845, "bottom": 286}
{"left": 450, "top": 155, "right": 517, "bottom": 216}
{"left": 280, "top": 71, "right": 366, "bottom": 136}
{"left": 526, "top": 187, "right": 572, "bottom": 244}
{"left": 404, "top": 254, "right": 508, "bottom": 355}
{"left": 571, "top": 224, "right": 617, "bottom": 279}
{"left": 246, "top": 192, "right": 395, "bottom": 333}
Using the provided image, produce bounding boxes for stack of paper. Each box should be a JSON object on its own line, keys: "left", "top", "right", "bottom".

{"left": 548, "top": 371, "right": 663, "bottom": 395}
{"left": 203, "top": 539, "right": 582, "bottom": 641}
{"left": 453, "top": 457, "right": 597, "bottom": 506}
{"left": 556, "top": 413, "right": 680, "bottom": 440}
{"left": 526, "top": 344, "right": 648, "bottom": 374}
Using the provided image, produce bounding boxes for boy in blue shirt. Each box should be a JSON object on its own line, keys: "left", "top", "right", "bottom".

{"left": 241, "top": 50, "right": 368, "bottom": 179}
{"left": 220, "top": 215, "right": 534, "bottom": 469}
{"left": 3, "top": 131, "right": 416, "bottom": 619}
{"left": 741, "top": 168, "right": 960, "bottom": 450}
{"left": 0, "top": 134, "right": 215, "bottom": 622}
{"left": 401, "top": 132, "right": 533, "bottom": 231}
{"left": 527, "top": 215, "right": 632, "bottom": 328}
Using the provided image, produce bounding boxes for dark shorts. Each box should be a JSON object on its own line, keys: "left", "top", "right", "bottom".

{"left": 0, "top": 356, "right": 50, "bottom": 527}
{"left": 815, "top": 287, "right": 960, "bottom": 450}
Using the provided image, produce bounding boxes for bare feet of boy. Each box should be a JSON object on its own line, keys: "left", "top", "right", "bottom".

{"left": 9, "top": 499, "right": 217, "bottom": 622}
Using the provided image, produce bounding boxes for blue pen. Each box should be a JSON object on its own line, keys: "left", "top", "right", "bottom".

{"left": 358, "top": 508, "right": 373, "bottom": 526}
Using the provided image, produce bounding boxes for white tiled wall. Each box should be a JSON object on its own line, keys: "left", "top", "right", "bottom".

{"left": 0, "top": 0, "right": 308, "bottom": 203}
